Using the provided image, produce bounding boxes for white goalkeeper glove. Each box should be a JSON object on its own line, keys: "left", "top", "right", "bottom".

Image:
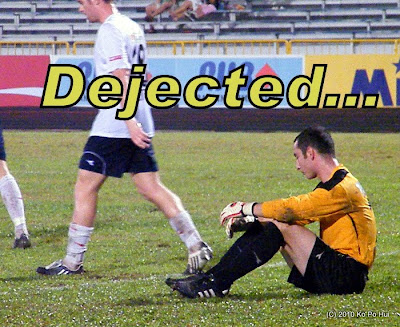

{"left": 220, "top": 202, "right": 257, "bottom": 225}
{"left": 225, "top": 215, "right": 257, "bottom": 238}
{"left": 220, "top": 202, "right": 258, "bottom": 238}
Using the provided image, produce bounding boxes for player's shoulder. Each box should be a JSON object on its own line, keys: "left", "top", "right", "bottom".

{"left": 104, "top": 13, "right": 140, "bottom": 31}
{"left": 100, "top": 13, "right": 143, "bottom": 41}
{"left": 314, "top": 167, "right": 348, "bottom": 192}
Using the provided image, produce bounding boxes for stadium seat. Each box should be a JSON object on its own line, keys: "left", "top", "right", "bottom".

{"left": 0, "top": 0, "right": 400, "bottom": 48}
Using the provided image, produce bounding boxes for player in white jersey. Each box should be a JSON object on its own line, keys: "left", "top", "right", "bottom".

{"left": 37, "top": 0, "right": 212, "bottom": 276}
{"left": 0, "top": 121, "right": 31, "bottom": 249}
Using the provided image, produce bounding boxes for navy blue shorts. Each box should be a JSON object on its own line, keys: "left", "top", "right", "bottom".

{"left": 0, "top": 123, "right": 6, "bottom": 161}
{"left": 79, "top": 136, "right": 158, "bottom": 178}
{"left": 287, "top": 238, "right": 369, "bottom": 294}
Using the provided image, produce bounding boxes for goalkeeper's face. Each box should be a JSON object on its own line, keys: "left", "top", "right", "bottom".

{"left": 293, "top": 142, "right": 317, "bottom": 180}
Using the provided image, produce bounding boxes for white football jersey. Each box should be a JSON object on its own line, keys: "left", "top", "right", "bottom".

{"left": 90, "top": 13, "right": 154, "bottom": 138}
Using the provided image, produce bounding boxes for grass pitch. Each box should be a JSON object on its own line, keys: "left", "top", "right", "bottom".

{"left": 0, "top": 131, "right": 399, "bottom": 326}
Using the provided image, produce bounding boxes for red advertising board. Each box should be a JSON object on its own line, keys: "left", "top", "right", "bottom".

{"left": 0, "top": 56, "right": 49, "bottom": 107}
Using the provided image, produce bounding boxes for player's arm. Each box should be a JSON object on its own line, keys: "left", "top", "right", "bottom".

{"left": 221, "top": 186, "right": 350, "bottom": 224}
{"left": 259, "top": 186, "right": 350, "bottom": 223}
{"left": 112, "top": 68, "right": 150, "bottom": 149}
{"left": 221, "top": 186, "right": 351, "bottom": 236}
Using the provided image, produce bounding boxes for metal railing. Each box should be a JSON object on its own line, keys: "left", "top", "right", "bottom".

{"left": 288, "top": 38, "right": 400, "bottom": 55}
{"left": 73, "top": 39, "right": 400, "bottom": 56}
{"left": 1, "top": 39, "right": 400, "bottom": 56}
{"left": 0, "top": 41, "right": 70, "bottom": 55}
{"left": 72, "top": 39, "right": 289, "bottom": 56}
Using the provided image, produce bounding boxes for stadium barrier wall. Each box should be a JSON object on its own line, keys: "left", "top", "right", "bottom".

{"left": 0, "top": 55, "right": 50, "bottom": 107}
{"left": 306, "top": 55, "right": 400, "bottom": 109}
{"left": 2, "top": 53, "right": 400, "bottom": 109}
{"left": 0, "top": 54, "right": 399, "bottom": 132}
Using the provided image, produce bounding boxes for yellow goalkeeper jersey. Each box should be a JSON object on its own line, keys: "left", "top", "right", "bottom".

{"left": 261, "top": 165, "right": 376, "bottom": 268}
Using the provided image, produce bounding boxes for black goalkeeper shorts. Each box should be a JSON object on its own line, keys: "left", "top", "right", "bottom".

{"left": 287, "top": 237, "right": 369, "bottom": 295}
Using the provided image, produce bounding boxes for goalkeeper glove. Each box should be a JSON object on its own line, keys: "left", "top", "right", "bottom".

{"left": 220, "top": 202, "right": 257, "bottom": 225}
{"left": 225, "top": 215, "right": 257, "bottom": 238}
{"left": 220, "top": 202, "right": 258, "bottom": 238}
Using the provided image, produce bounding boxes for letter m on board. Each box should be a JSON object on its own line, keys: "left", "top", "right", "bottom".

{"left": 351, "top": 69, "right": 392, "bottom": 106}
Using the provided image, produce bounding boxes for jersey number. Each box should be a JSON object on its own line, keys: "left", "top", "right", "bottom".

{"left": 133, "top": 44, "right": 145, "bottom": 65}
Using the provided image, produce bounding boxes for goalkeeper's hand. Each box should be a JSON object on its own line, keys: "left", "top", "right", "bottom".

{"left": 220, "top": 202, "right": 257, "bottom": 225}
{"left": 224, "top": 215, "right": 257, "bottom": 238}
{"left": 220, "top": 202, "right": 258, "bottom": 238}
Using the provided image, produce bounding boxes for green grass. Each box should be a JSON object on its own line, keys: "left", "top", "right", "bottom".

{"left": 0, "top": 131, "right": 399, "bottom": 326}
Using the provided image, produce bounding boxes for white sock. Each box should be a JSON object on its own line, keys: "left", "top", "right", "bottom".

{"left": 169, "top": 211, "right": 203, "bottom": 252}
{"left": 0, "top": 174, "right": 28, "bottom": 238}
{"left": 64, "top": 223, "right": 94, "bottom": 270}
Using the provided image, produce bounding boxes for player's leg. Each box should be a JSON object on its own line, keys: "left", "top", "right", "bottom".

{"left": 63, "top": 169, "right": 107, "bottom": 268}
{"left": 208, "top": 219, "right": 316, "bottom": 281}
{"left": 71, "top": 169, "right": 107, "bottom": 228}
{"left": 262, "top": 219, "right": 317, "bottom": 276}
{"left": 132, "top": 171, "right": 212, "bottom": 273}
{"left": 37, "top": 169, "right": 106, "bottom": 275}
{"left": 132, "top": 171, "right": 182, "bottom": 217}
{"left": 37, "top": 136, "right": 111, "bottom": 275}
{"left": 0, "top": 133, "right": 30, "bottom": 249}
{"left": 274, "top": 221, "right": 369, "bottom": 294}
{"left": 166, "top": 220, "right": 316, "bottom": 298}
{"left": 166, "top": 221, "right": 285, "bottom": 298}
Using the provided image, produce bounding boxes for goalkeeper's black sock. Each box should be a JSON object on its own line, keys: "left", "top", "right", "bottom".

{"left": 207, "top": 221, "right": 284, "bottom": 291}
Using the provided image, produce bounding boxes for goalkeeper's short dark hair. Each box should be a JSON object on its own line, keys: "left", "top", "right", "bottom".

{"left": 294, "top": 126, "right": 336, "bottom": 157}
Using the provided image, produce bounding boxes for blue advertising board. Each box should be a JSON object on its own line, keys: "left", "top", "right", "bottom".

{"left": 51, "top": 55, "right": 304, "bottom": 108}
{"left": 148, "top": 56, "right": 303, "bottom": 108}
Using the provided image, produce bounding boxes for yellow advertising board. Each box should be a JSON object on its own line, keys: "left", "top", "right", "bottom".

{"left": 306, "top": 55, "right": 400, "bottom": 108}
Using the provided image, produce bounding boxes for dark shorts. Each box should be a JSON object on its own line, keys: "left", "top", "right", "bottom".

{"left": 0, "top": 124, "right": 6, "bottom": 161}
{"left": 79, "top": 136, "right": 158, "bottom": 178}
{"left": 287, "top": 238, "right": 369, "bottom": 294}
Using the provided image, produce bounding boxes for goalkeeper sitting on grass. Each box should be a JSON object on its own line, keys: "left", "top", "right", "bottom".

{"left": 166, "top": 125, "right": 377, "bottom": 298}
